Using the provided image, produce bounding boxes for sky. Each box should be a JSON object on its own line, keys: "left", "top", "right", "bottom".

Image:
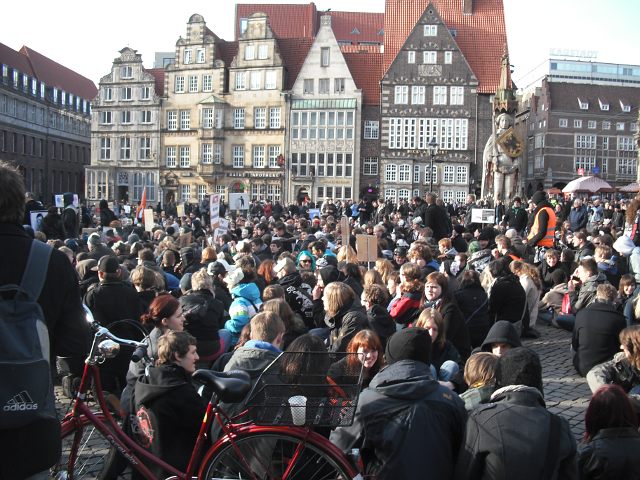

{"left": 2, "top": 0, "right": 638, "bottom": 91}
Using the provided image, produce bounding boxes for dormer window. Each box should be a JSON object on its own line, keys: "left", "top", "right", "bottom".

{"left": 258, "top": 44, "right": 268, "bottom": 60}
{"left": 321, "top": 48, "right": 330, "bottom": 67}
{"left": 620, "top": 100, "right": 631, "bottom": 112}
{"left": 121, "top": 66, "right": 133, "bottom": 79}
{"left": 184, "top": 49, "right": 192, "bottom": 65}
{"left": 578, "top": 98, "right": 589, "bottom": 110}
{"left": 598, "top": 98, "right": 609, "bottom": 111}
{"left": 245, "top": 45, "right": 255, "bottom": 60}
{"left": 196, "top": 48, "right": 205, "bottom": 63}
{"left": 407, "top": 51, "right": 415, "bottom": 64}
{"left": 351, "top": 28, "right": 360, "bottom": 34}
{"left": 424, "top": 25, "right": 437, "bottom": 36}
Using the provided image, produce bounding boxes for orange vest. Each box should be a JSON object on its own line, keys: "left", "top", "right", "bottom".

{"left": 527, "top": 206, "right": 556, "bottom": 247}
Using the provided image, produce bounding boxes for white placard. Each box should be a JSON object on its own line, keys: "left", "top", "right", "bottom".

{"left": 471, "top": 208, "right": 496, "bottom": 224}
{"left": 229, "top": 193, "right": 249, "bottom": 211}
{"left": 143, "top": 208, "right": 155, "bottom": 232}
{"left": 30, "top": 210, "right": 48, "bottom": 231}
{"left": 210, "top": 194, "right": 220, "bottom": 229}
{"left": 54, "top": 194, "right": 64, "bottom": 208}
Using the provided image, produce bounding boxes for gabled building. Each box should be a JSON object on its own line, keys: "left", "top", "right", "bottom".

{"left": 380, "top": 0, "right": 507, "bottom": 203}
{"left": 87, "top": 47, "right": 164, "bottom": 205}
{"left": 287, "top": 15, "right": 363, "bottom": 202}
{"left": 161, "top": 14, "right": 231, "bottom": 207}
{"left": 0, "top": 42, "right": 96, "bottom": 202}
{"left": 519, "top": 59, "right": 640, "bottom": 193}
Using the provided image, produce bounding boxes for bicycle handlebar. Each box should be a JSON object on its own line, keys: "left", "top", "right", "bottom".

{"left": 95, "top": 325, "right": 146, "bottom": 350}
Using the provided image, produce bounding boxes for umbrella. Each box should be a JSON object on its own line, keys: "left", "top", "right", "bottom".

{"left": 562, "top": 176, "right": 613, "bottom": 194}
{"left": 619, "top": 182, "right": 640, "bottom": 193}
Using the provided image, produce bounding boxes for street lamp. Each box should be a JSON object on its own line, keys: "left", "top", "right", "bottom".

{"left": 428, "top": 137, "right": 439, "bottom": 194}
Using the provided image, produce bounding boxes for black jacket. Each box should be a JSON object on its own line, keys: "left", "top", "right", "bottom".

{"left": 424, "top": 203, "right": 451, "bottom": 240}
{"left": 504, "top": 206, "right": 528, "bottom": 232}
{"left": 454, "top": 386, "right": 577, "bottom": 480}
{"left": 331, "top": 360, "right": 467, "bottom": 480}
{"left": 325, "top": 299, "right": 368, "bottom": 355}
{"left": 212, "top": 277, "right": 232, "bottom": 311}
{"left": 454, "top": 284, "right": 490, "bottom": 349}
{"left": 84, "top": 280, "right": 143, "bottom": 328}
{"left": 180, "top": 289, "right": 224, "bottom": 359}
{"left": 488, "top": 274, "right": 529, "bottom": 328}
{"left": 366, "top": 304, "right": 395, "bottom": 348}
{"left": 41, "top": 211, "right": 65, "bottom": 240}
{"left": 426, "top": 299, "right": 471, "bottom": 361}
{"left": 578, "top": 427, "right": 640, "bottom": 480}
{"left": 572, "top": 301, "right": 626, "bottom": 377}
{"left": 278, "top": 272, "right": 314, "bottom": 327}
{"left": 0, "top": 224, "right": 90, "bottom": 478}
{"left": 134, "top": 364, "right": 206, "bottom": 477}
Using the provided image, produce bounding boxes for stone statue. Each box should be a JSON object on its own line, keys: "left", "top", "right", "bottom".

{"left": 482, "top": 112, "right": 520, "bottom": 201}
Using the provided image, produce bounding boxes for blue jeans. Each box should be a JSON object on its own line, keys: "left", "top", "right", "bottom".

{"left": 555, "top": 314, "right": 576, "bottom": 332}
{"left": 430, "top": 360, "right": 460, "bottom": 382}
{"left": 308, "top": 327, "right": 331, "bottom": 343}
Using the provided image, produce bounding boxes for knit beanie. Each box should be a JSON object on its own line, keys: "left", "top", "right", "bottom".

{"left": 385, "top": 327, "right": 432, "bottom": 365}
{"left": 495, "top": 347, "right": 543, "bottom": 394}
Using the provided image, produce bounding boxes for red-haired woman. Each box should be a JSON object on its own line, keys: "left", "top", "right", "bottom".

{"left": 329, "top": 329, "right": 384, "bottom": 389}
{"left": 578, "top": 384, "right": 640, "bottom": 478}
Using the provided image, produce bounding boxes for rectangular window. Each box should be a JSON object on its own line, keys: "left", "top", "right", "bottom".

{"left": 269, "top": 107, "right": 281, "bottom": 128}
{"left": 234, "top": 108, "right": 245, "bottom": 129}
{"left": 617, "top": 158, "right": 637, "bottom": 176}
{"left": 408, "top": 51, "right": 416, "bottom": 64}
{"left": 100, "top": 138, "right": 111, "bottom": 160}
{"left": 423, "top": 51, "right": 437, "bottom": 64}
{"left": 235, "top": 72, "right": 246, "bottom": 91}
{"left": 166, "top": 146, "right": 176, "bottom": 167}
{"left": 201, "top": 144, "right": 212, "bottom": 164}
{"left": 321, "top": 47, "right": 330, "bottom": 67}
{"left": 258, "top": 44, "right": 268, "bottom": 59}
{"left": 424, "top": 25, "right": 437, "bottom": 36}
{"left": 602, "top": 121, "right": 611, "bottom": 130}
{"left": 411, "top": 86, "right": 425, "bottom": 104}
{"left": 303, "top": 79, "right": 314, "bottom": 94}
{"left": 121, "top": 87, "right": 132, "bottom": 100}
{"left": 394, "top": 85, "right": 408, "bottom": 104}
{"left": 443, "top": 165, "right": 455, "bottom": 183}
{"left": 180, "top": 185, "right": 190, "bottom": 203}
{"left": 603, "top": 137, "right": 610, "bottom": 150}
{"left": 184, "top": 49, "right": 192, "bottom": 64}
{"left": 233, "top": 145, "right": 244, "bottom": 168}
{"left": 215, "top": 110, "right": 224, "bottom": 129}
{"left": 121, "top": 66, "right": 133, "bottom": 79}
{"left": 215, "top": 184, "right": 226, "bottom": 201}
{"left": 399, "top": 164, "right": 411, "bottom": 183}
{"left": 202, "top": 74, "right": 212, "bottom": 92}
{"left": 141, "top": 86, "right": 151, "bottom": 100}
{"left": 99, "top": 111, "right": 112, "bottom": 124}
{"left": 574, "top": 155, "right": 596, "bottom": 172}
{"left": 174, "top": 76, "right": 185, "bottom": 93}
{"left": 364, "top": 121, "right": 379, "bottom": 139}
{"left": 245, "top": 45, "right": 255, "bottom": 60}
{"left": 120, "top": 137, "right": 131, "bottom": 160}
{"left": 167, "top": 111, "right": 177, "bottom": 130}
{"left": 250, "top": 71, "right": 261, "bottom": 90}
{"left": 179, "top": 146, "right": 190, "bottom": 167}
{"left": 121, "top": 111, "right": 132, "bottom": 124}
{"left": 559, "top": 118, "right": 568, "bottom": 128}
{"left": 196, "top": 48, "right": 206, "bottom": 63}
{"left": 334, "top": 78, "right": 345, "bottom": 93}
{"left": 385, "top": 164, "right": 398, "bottom": 182}
{"left": 254, "top": 107, "right": 266, "bottom": 129}
{"left": 444, "top": 51, "right": 453, "bottom": 64}
{"left": 253, "top": 145, "right": 265, "bottom": 168}
{"left": 455, "top": 165, "right": 468, "bottom": 184}
{"left": 575, "top": 134, "right": 597, "bottom": 149}
{"left": 424, "top": 165, "right": 437, "bottom": 184}
{"left": 319, "top": 78, "right": 330, "bottom": 94}
{"left": 384, "top": 189, "right": 397, "bottom": 202}
{"left": 188, "top": 75, "right": 198, "bottom": 92}
{"left": 202, "top": 108, "right": 214, "bottom": 128}
{"left": 574, "top": 119, "right": 582, "bottom": 128}
{"left": 139, "top": 137, "right": 151, "bottom": 160}
{"left": 433, "top": 86, "right": 447, "bottom": 105}
{"left": 197, "top": 185, "right": 208, "bottom": 201}
{"left": 363, "top": 156, "right": 378, "bottom": 175}
{"left": 103, "top": 87, "right": 113, "bottom": 101}
{"left": 588, "top": 120, "right": 597, "bottom": 129}
{"left": 265, "top": 70, "right": 277, "bottom": 89}
{"left": 213, "top": 144, "right": 223, "bottom": 164}
{"left": 450, "top": 86, "right": 464, "bottom": 105}
{"left": 617, "top": 122, "right": 625, "bottom": 131}
{"left": 180, "top": 110, "right": 190, "bottom": 130}
{"left": 618, "top": 136, "right": 635, "bottom": 151}
{"left": 268, "top": 145, "right": 280, "bottom": 167}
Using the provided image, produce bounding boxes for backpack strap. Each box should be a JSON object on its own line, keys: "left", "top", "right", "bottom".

{"left": 20, "top": 241, "right": 52, "bottom": 301}
{"left": 540, "top": 413, "right": 561, "bottom": 478}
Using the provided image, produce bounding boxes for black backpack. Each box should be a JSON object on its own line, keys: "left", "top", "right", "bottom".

{"left": 0, "top": 240, "right": 54, "bottom": 428}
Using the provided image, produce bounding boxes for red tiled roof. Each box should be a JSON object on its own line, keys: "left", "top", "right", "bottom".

{"left": 217, "top": 41, "right": 239, "bottom": 68}
{"left": 326, "top": 11, "right": 384, "bottom": 44}
{"left": 235, "top": 3, "right": 317, "bottom": 40}
{"left": 383, "top": 0, "right": 507, "bottom": 94}
{"left": 0, "top": 42, "right": 34, "bottom": 76}
{"left": 19, "top": 46, "right": 97, "bottom": 100}
{"left": 144, "top": 68, "right": 166, "bottom": 97}
{"left": 344, "top": 51, "right": 384, "bottom": 105}
{"left": 276, "top": 37, "right": 314, "bottom": 90}
{"left": 340, "top": 44, "right": 382, "bottom": 54}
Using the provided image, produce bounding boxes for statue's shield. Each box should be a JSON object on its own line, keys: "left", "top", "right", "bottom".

{"left": 497, "top": 127, "right": 523, "bottom": 158}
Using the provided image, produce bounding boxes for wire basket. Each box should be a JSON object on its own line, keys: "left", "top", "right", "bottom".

{"left": 246, "top": 352, "right": 363, "bottom": 428}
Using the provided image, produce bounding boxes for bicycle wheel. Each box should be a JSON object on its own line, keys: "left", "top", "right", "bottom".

{"left": 52, "top": 415, "right": 130, "bottom": 480}
{"left": 200, "top": 432, "right": 353, "bottom": 480}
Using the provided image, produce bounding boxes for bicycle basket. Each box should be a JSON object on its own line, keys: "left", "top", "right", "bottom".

{"left": 245, "top": 352, "right": 363, "bottom": 428}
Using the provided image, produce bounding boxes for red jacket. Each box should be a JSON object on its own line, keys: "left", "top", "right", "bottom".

{"left": 390, "top": 291, "right": 423, "bottom": 325}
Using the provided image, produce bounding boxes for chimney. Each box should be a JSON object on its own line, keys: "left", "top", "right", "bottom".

{"left": 462, "top": 0, "right": 473, "bottom": 14}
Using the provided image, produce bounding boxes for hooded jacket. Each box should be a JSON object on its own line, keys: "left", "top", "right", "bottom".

{"left": 225, "top": 282, "right": 262, "bottom": 344}
{"left": 133, "top": 364, "right": 206, "bottom": 477}
{"left": 325, "top": 299, "right": 368, "bottom": 355}
{"left": 366, "top": 304, "right": 396, "bottom": 348}
{"left": 180, "top": 289, "right": 224, "bottom": 359}
{"left": 568, "top": 272, "right": 608, "bottom": 314}
{"left": 330, "top": 360, "right": 466, "bottom": 479}
{"left": 481, "top": 320, "right": 522, "bottom": 352}
{"left": 278, "top": 271, "right": 314, "bottom": 327}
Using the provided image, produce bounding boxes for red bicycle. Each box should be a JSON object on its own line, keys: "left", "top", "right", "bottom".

{"left": 52, "top": 307, "right": 362, "bottom": 479}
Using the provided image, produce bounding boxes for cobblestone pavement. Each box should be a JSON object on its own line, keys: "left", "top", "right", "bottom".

{"left": 53, "top": 322, "right": 592, "bottom": 476}
{"left": 522, "top": 323, "right": 592, "bottom": 441}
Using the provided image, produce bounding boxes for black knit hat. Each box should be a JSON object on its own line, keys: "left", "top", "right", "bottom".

{"left": 495, "top": 347, "right": 543, "bottom": 394}
{"left": 530, "top": 191, "right": 547, "bottom": 205}
{"left": 385, "top": 327, "right": 432, "bottom": 365}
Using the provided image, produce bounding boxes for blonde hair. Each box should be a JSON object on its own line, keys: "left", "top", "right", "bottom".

{"left": 620, "top": 325, "right": 640, "bottom": 370}
{"left": 336, "top": 245, "right": 357, "bottom": 263}
{"left": 156, "top": 331, "right": 197, "bottom": 366}
{"left": 463, "top": 352, "right": 498, "bottom": 388}
{"left": 375, "top": 258, "right": 395, "bottom": 283}
{"left": 250, "top": 312, "right": 285, "bottom": 343}
{"left": 415, "top": 308, "right": 445, "bottom": 349}
{"left": 363, "top": 269, "right": 384, "bottom": 288}
{"left": 322, "top": 282, "right": 355, "bottom": 318}
{"left": 190, "top": 267, "right": 213, "bottom": 292}
{"left": 510, "top": 260, "right": 542, "bottom": 289}
{"left": 130, "top": 265, "right": 161, "bottom": 290}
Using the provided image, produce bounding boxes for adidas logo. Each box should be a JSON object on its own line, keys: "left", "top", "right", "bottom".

{"left": 3, "top": 391, "right": 38, "bottom": 412}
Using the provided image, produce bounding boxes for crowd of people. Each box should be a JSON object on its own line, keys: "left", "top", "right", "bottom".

{"left": 6, "top": 154, "right": 640, "bottom": 479}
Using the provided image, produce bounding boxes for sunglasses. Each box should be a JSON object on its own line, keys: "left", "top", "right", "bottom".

{"left": 300, "top": 259, "right": 312, "bottom": 263}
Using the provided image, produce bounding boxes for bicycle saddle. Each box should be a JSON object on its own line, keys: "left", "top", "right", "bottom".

{"left": 193, "top": 369, "right": 252, "bottom": 403}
